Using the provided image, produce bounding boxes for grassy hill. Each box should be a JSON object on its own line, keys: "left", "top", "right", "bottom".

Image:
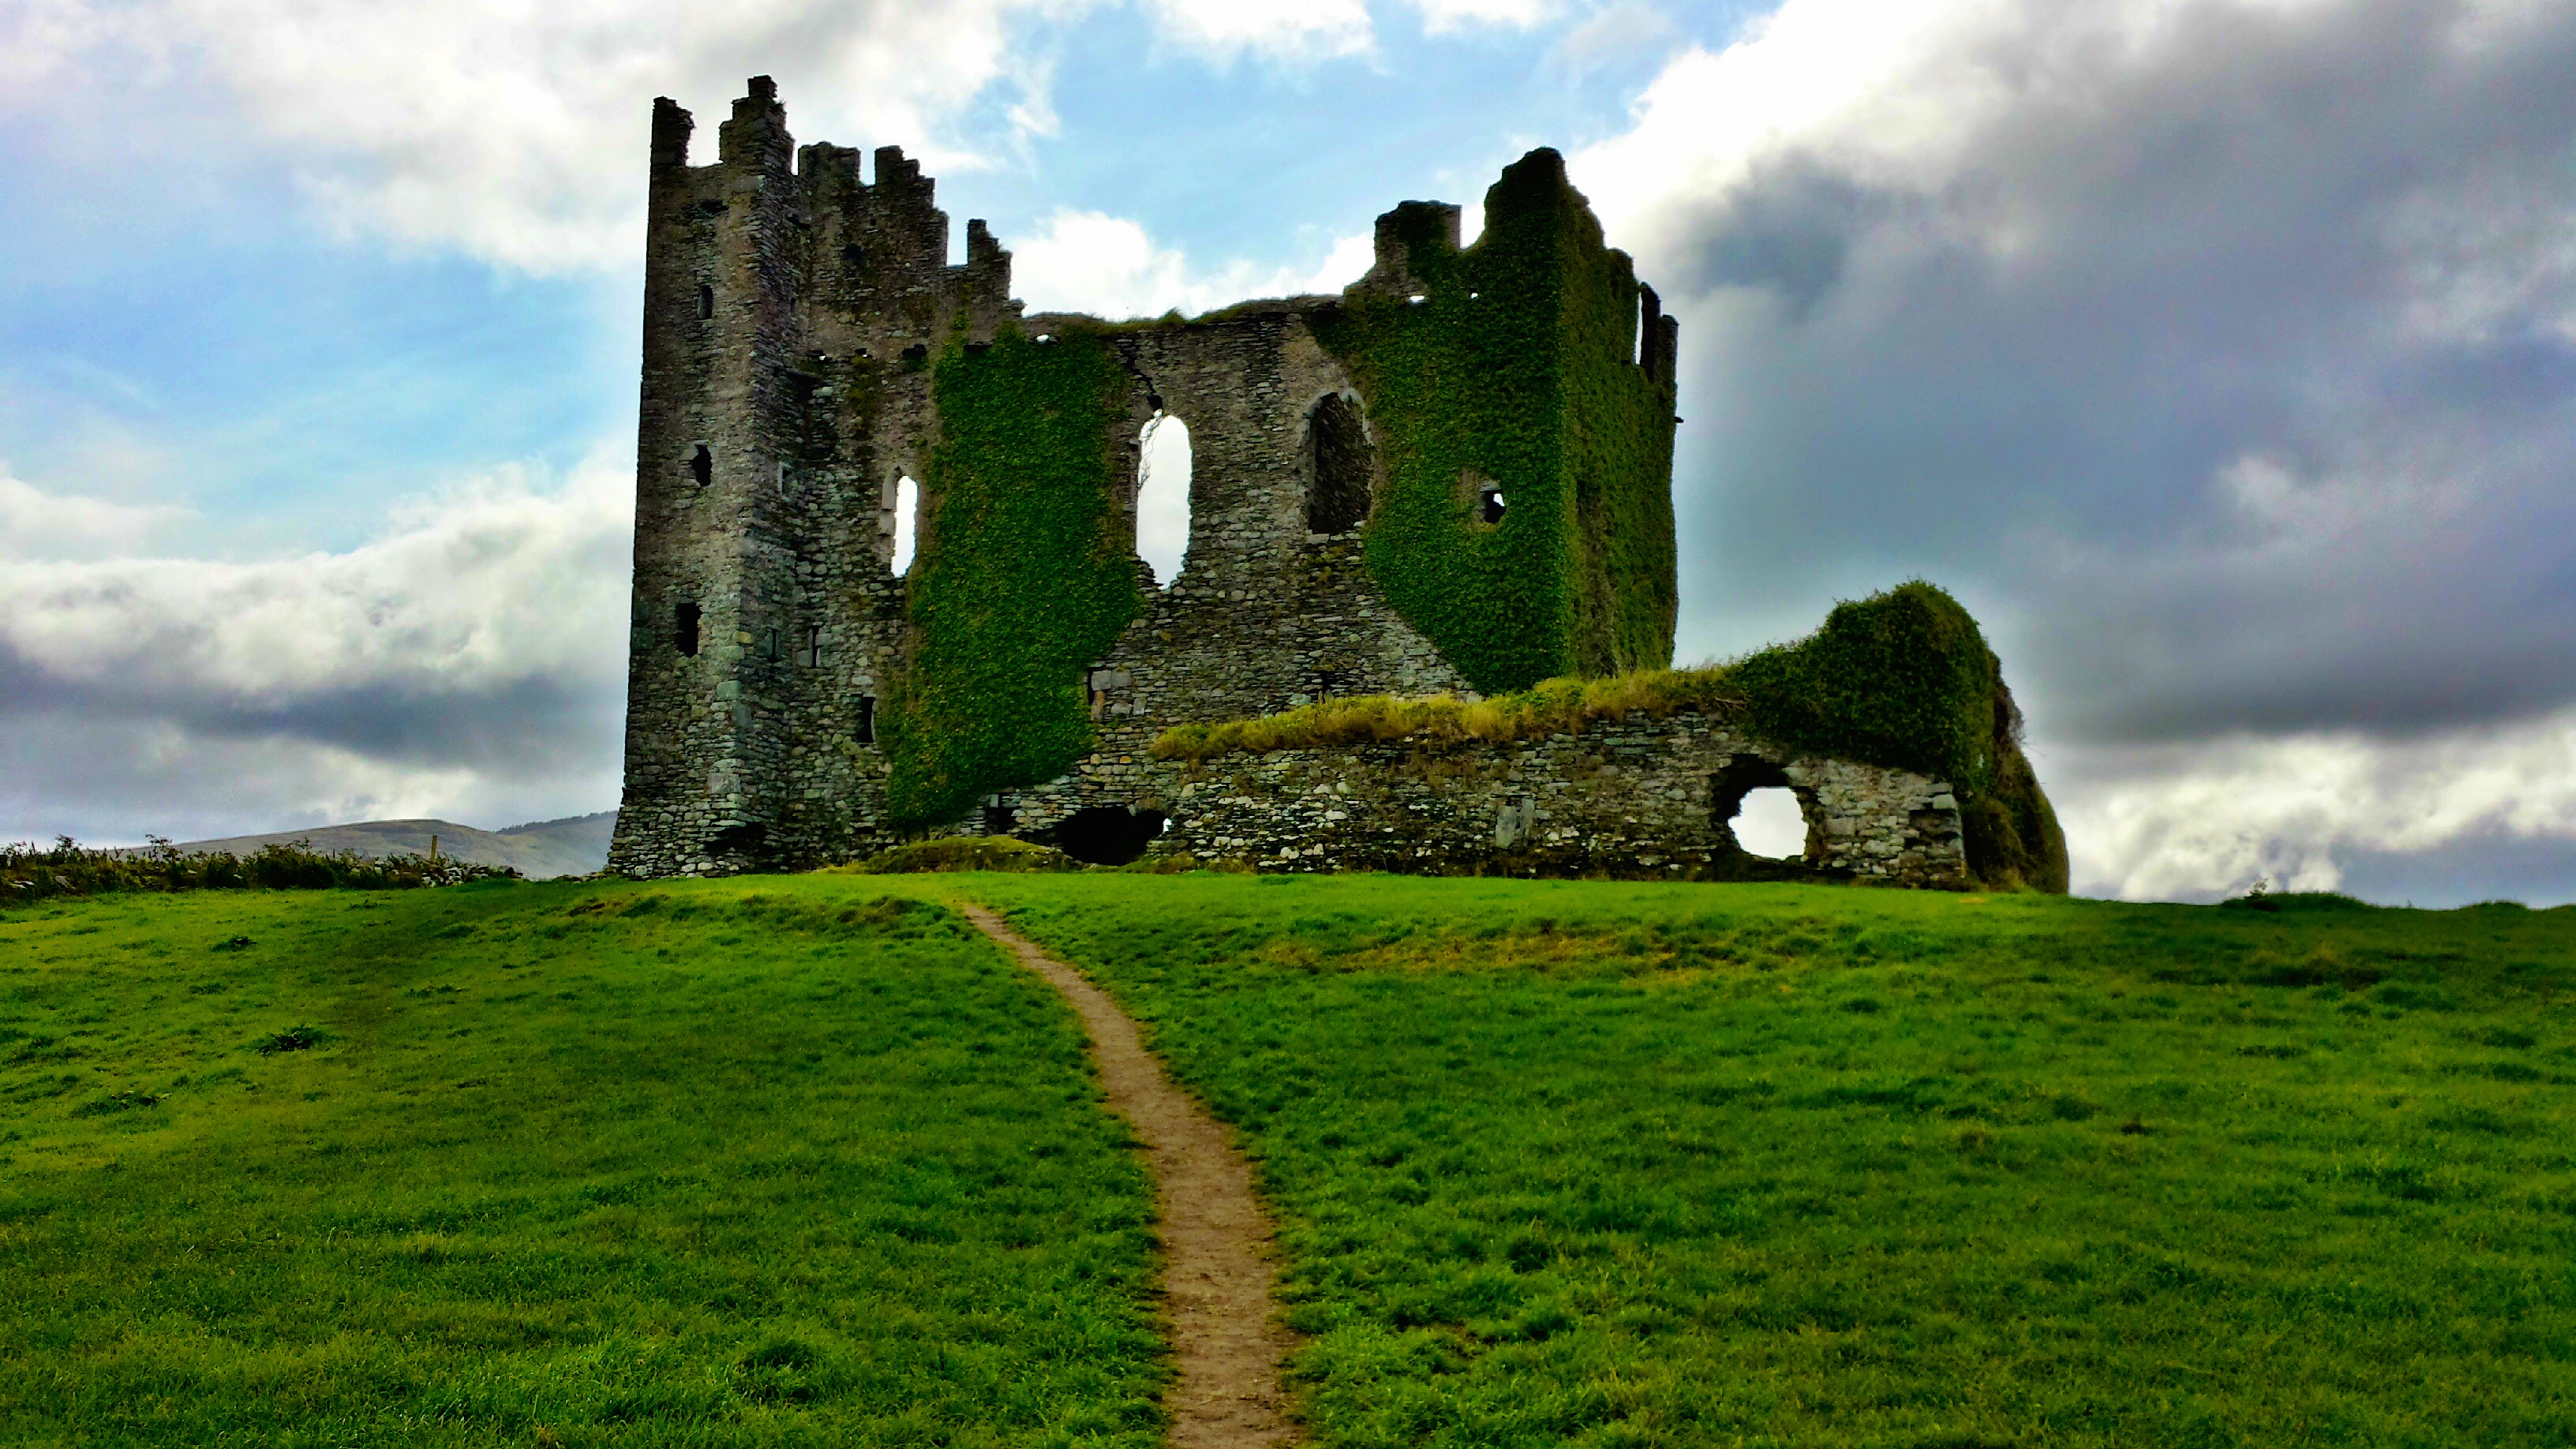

{"left": 0, "top": 878, "right": 1159, "bottom": 1447}
{"left": 170, "top": 811, "right": 616, "bottom": 879}
{"left": 5, "top": 873, "right": 2571, "bottom": 1446}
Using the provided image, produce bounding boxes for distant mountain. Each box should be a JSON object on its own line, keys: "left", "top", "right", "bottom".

{"left": 171, "top": 811, "right": 616, "bottom": 879}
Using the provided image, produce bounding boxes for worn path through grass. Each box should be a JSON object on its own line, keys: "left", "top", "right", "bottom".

{"left": 959, "top": 902, "right": 1297, "bottom": 1449}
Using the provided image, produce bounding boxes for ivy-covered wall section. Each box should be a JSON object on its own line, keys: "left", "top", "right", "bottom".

{"left": 1730, "top": 582, "right": 2067, "bottom": 893}
{"left": 883, "top": 331, "right": 1137, "bottom": 828}
{"left": 1152, "top": 582, "right": 2069, "bottom": 893}
{"left": 1315, "top": 148, "right": 1679, "bottom": 693}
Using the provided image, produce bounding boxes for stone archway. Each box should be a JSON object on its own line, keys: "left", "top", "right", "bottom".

{"left": 1710, "top": 757, "right": 1820, "bottom": 863}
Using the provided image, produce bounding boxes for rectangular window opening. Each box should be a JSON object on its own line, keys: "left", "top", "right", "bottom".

{"left": 674, "top": 602, "right": 701, "bottom": 657}
{"left": 855, "top": 695, "right": 877, "bottom": 744}
{"left": 803, "top": 626, "right": 822, "bottom": 668}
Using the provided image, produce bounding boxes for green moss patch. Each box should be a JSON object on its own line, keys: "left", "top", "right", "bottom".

{"left": 843, "top": 837, "right": 1080, "bottom": 875}
{"left": 1314, "top": 149, "right": 1677, "bottom": 692}
{"left": 885, "top": 330, "right": 1138, "bottom": 828}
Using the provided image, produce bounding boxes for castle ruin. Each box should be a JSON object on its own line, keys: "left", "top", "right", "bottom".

{"left": 609, "top": 79, "right": 2062, "bottom": 890}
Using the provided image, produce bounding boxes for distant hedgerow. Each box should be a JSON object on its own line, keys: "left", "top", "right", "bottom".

{"left": 2, "top": 837, "right": 517, "bottom": 908}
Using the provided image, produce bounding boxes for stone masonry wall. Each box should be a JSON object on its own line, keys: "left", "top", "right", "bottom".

{"left": 1140, "top": 709, "right": 1970, "bottom": 886}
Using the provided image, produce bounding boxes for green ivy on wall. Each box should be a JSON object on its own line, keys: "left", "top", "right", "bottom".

{"left": 882, "top": 329, "right": 1136, "bottom": 828}
{"left": 1313, "top": 148, "right": 1678, "bottom": 694}
{"left": 1729, "top": 582, "right": 2068, "bottom": 893}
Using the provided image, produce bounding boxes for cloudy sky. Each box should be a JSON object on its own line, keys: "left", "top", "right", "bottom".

{"left": 4, "top": 0, "right": 2572, "bottom": 903}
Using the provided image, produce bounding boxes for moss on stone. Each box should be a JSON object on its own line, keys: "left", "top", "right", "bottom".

{"left": 883, "top": 329, "right": 1137, "bottom": 828}
{"left": 1153, "top": 580, "right": 2068, "bottom": 893}
{"left": 1312, "top": 149, "right": 1677, "bottom": 693}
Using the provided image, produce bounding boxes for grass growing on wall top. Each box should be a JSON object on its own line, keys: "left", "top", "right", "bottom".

{"left": 1152, "top": 667, "right": 1743, "bottom": 760}
{"left": 886, "top": 329, "right": 1138, "bottom": 828}
{"left": 1314, "top": 150, "right": 1678, "bottom": 692}
{"left": 1152, "top": 580, "right": 2067, "bottom": 890}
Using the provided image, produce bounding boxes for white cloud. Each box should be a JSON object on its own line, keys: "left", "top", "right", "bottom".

{"left": 1552, "top": 3, "right": 1680, "bottom": 69}
{"left": 0, "top": 451, "right": 632, "bottom": 841}
{"left": 1012, "top": 208, "right": 1373, "bottom": 319}
{"left": 1410, "top": 0, "right": 1562, "bottom": 33}
{"left": 10, "top": 0, "right": 1080, "bottom": 273}
{"left": 0, "top": 471, "right": 193, "bottom": 562}
{"left": 0, "top": 454, "right": 627, "bottom": 699}
{"left": 2054, "top": 709, "right": 2576, "bottom": 901}
{"left": 1142, "top": 0, "right": 1375, "bottom": 62}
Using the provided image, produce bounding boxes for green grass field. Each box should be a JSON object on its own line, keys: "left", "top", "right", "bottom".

{"left": 6, "top": 874, "right": 2573, "bottom": 1447}
{"left": 0, "top": 880, "right": 1163, "bottom": 1447}
{"left": 970, "top": 875, "right": 2576, "bottom": 1448}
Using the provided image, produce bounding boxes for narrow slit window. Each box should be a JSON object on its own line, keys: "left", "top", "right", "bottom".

{"left": 855, "top": 695, "right": 877, "bottom": 744}
{"left": 674, "top": 602, "right": 700, "bottom": 657}
{"left": 697, "top": 284, "right": 713, "bottom": 320}
{"left": 803, "top": 626, "right": 822, "bottom": 668}
{"left": 761, "top": 628, "right": 779, "bottom": 661}
{"left": 890, "top": 474, "right": 920, "bottom": 575}
{"left": 690, "top": 444, "right": 712, "bottom": 488}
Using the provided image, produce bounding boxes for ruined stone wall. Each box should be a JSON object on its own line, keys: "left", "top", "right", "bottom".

{"left": 994, "top": 311, "right": 1468, "bottom": 839}
{"left": 612, "top": 77, "right": 1712, "bottom": 881}
{"left": 1144, "top": 710, "right": 1970, "bottom": 887}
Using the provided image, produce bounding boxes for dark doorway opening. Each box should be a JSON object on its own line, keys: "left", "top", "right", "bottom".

{"left": 1305, "top": 392, "right": 1372, "bottom": 534}
{"left": 1046, "top": 806, "right": 1168, "bottom": 866}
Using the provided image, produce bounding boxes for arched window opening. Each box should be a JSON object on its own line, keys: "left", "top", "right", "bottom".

{"left": 696, "top": 284, "right": 713, "bottom": 320}
{"left": 1305, "top": 393, "right": 1372, "bottom": 534}
{"left": 690, "top": 444, "right": 712, "bottom": 488}
{"left": 1732, "top": 787, "right": 1807, "bottom": 859}
{"left": 1480, "top": 487, "right": 1506, "bottom": 525}
{"left": 1136, "top": 410, "right": 1193, "bottom": 586}
{"left": 1046, "top": 807, "right": 1168, "bottom": 867}
{"left": 673, "top": 602, "right": 701, "bottom": 657}
{"left": 889, "top": 474, "right": 921, "bottom": 576}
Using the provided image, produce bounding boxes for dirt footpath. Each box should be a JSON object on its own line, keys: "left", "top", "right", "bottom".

{"left": 957, "top": 903, "right": 1298, "bottom": 1447}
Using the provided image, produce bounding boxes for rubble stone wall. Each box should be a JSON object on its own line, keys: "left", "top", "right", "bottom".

{"left": 1141, "top": 710, "right": 1970, "bottom": 886}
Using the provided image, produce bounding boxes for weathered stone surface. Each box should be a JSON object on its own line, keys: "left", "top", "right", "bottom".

{"left": 1004, "top": 708, "right": 1968, "bottom": 887}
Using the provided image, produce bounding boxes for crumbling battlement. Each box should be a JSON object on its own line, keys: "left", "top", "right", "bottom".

{"left": 607, "top": 79, "right": 2059, "bottom": 890}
